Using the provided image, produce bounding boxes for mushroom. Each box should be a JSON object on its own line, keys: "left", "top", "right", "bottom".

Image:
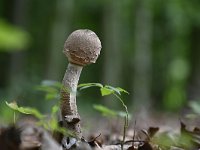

{"left": 60, "top": 29, "right": 102, "bottom": 148}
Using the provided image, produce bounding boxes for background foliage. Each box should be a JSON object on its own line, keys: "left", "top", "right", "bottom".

{"left": 0, "top": 0, "right": 200, "bottom": 122}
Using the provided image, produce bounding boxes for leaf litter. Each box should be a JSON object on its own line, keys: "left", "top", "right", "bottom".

{"left": 1, "top": 116, "right": 200, "bottom": 150}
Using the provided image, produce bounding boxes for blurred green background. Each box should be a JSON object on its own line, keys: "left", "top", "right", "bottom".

{"left": 0, "top": 0, "right": 200, "bottom": 122}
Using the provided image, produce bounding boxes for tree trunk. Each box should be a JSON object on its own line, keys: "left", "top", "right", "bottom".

{"left": 102, "top": 0, "right": 122, "bottom": 107}
{"left": 132, "top": 0, "right": 153, "bottom": 113}
{"left": 8, "top": 0, "right": 28, "bottom": 99}
{"left": 45, "top": 0, "right": 74, "bottom": 80}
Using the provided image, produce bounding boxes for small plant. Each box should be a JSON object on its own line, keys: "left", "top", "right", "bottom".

{"left": 5, "top": 80, "right": 76, "bottom": 137}
{"left": 78, "top": 83, "right": 129, "bottom": 150}
{"left": 5, "top": 101, "right": 44, "bottom": 121}
{"left": 5, "top": 101, "right": 75, "bottom": 137}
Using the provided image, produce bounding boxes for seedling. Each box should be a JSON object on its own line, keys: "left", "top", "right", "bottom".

{"left": 5, "top": 101, "right": 74, "bottom": 137}
{"left": 78, "top": 83, "right": 129, "bottom": 150}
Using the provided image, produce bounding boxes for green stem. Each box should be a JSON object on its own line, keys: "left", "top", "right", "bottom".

{"left": 113, "top": 93, "right": 129, "bottom": 150}
{"left": 14, "top": 111, "right": 16, "bottom": 124}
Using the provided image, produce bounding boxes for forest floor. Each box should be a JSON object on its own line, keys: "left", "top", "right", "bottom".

{"left": 1, "top": 111, "right": 200, "bottom": 150}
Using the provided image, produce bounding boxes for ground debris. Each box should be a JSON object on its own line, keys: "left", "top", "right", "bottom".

{"left": 1, "top": 121, "right": 200, "bottom": 150}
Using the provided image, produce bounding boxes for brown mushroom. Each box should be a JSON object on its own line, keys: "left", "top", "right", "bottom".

{"left": 60, "top": 29, "right": 101, "bottom": 148}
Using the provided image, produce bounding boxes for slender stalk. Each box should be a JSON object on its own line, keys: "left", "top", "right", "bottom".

{"left": 61, "top": 63, "right": 82, "bottom": 138}
{"left": 14, "top": 111, "right": 16, "bottom": 124}
{"left": 113, "top": 93, "right": 129, "bottom": 150}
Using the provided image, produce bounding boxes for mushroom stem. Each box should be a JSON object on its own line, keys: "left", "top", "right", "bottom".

{"left": 61, "top": 63, "right": 82, "bottom": 139}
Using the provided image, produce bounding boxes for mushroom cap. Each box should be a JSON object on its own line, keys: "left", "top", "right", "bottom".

{"left": 63, "top": 29, "right": 102, "bottom": 66}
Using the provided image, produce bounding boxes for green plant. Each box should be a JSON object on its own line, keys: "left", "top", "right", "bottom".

{"left": 35, "top": 80, "right": 62, "bottom": 101}
{"left": 6, "top": 101, "right": 44, "bottom": 121}
{"left": 5, "top": 80, "right": 76, "bottom": 137}
{"left": 93, "top": 104, "right": 128, "bottom": 118}
{"left": 5, "top": 101, "right": 75, "bottom": 137}
{"left": 78, "top": 83, "right": 129, "bottom": 150}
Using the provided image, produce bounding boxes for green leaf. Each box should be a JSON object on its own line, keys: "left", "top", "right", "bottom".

{"left": 5, "top": 101, "right": 44, "bottom": 119}
{"left": 35, "top": 80, "right": 61, "bottom": 100}
{"left": 103, "top": 85, "right": 129, "bottom": 95}
{"left": 5, "top": 101, "right": 18, "bottom": 110}
{"left": 78, "top": 83, "right": 103, "bottom": 91}
{"left": 45, "top": 93, "right": 59, "bottom": 100}
{"left": 93, "top": 104, "right": 117, "bottom": 117}
{"left": 100, "top": 87, "right": 113, "bottom": 96}
{"left": 104, "top": 85, "right": 121, "bottom": 95}
{"left": 51, "top": 105, "right": 59, "bottom": 114}
{"left": 116, "top": 87, "right": 129, "bottom": 94}
{"left": 18, "top": 107, "right": 44, "bottom": 119}
{"left": 78, "top": 83, "right": 129, "bottom": 96}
